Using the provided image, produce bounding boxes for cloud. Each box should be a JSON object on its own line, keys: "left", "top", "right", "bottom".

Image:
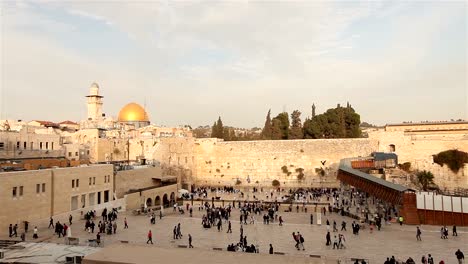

{"left": 67, "top": 9, "right": 113, "bottom": 25}
{"left": 1, "top": 1, "right": 466, "bottom": 126}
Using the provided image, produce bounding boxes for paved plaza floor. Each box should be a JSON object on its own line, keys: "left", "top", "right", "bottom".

{"left": 18, "top": 201, "right": 467, "bottom": 264}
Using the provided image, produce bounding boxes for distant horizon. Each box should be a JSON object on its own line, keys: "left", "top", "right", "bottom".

{"left": 1, "top": 106, "right": 466, "bottom": 130}
{"left": 1, "top": 1, "right": 466, "bottom": 127}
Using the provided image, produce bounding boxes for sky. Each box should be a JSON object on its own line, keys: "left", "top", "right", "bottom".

{"left": 0, "top": 1, "right": 466, "bottom": 128}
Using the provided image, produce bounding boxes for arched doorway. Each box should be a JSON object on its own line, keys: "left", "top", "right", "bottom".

{"left": 170, "top": 192, "right": 175, "bottom": 203}
{"left": 155, "top": 196, "right": 161, "bottom": 206}
{"left": 163, "top": 194, "right": 169, "bottom": 207}
{"left": 146, "top": 198, "right": 153, "bottom": 207}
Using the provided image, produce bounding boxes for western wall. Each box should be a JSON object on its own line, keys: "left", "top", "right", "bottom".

{"left": 154, "top": 129, "right": 468, "bottom": 189}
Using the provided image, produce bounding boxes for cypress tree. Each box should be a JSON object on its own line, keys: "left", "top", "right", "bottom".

{"left": 261, "top": 109, "right": 272, "bottom": 139}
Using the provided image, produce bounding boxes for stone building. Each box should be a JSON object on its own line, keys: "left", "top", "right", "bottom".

{"left": 0, "top": 128, "right": 64, "bottom": 161}
{"left": 0, "top": 164, "right": 114, "bottom": 232}
{"left": 0, "top": 163, "right": 178, "bottom": 234}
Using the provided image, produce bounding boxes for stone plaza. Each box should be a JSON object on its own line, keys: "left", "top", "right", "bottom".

{"left": 8, "top": 197, "right": 465, "bottom": 264}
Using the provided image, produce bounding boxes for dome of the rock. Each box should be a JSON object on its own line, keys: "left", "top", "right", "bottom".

{"left": 117, "top": 103, "right": 150, "bottom": 129}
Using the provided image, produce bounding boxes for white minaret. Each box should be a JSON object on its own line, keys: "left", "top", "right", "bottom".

{"left": 86, "top": 82, "right": 104, "bottom": 120}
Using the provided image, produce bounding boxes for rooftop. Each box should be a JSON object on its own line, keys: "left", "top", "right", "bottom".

{"left": 386, "top": 120, "right": 467, "bottom": 127}
{"left": 0, "top": 242, "right": 100, "bottom": 264}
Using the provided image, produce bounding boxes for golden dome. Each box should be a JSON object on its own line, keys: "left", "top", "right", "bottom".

{"left": 118, "top": 103, "right": 149, "bottom": 122}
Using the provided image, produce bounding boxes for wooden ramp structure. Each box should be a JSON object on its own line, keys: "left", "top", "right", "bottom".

{"left": 337, "top": 158, "right": 420, "bottom": 225}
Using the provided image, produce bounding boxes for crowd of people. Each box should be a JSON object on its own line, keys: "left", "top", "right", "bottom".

{"left": 4, "top": 185, "right": 466, "bottom": 264}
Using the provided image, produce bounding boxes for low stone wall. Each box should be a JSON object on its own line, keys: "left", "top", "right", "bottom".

{"left": 114, "top": 166, "right": 163, "bottom": 198}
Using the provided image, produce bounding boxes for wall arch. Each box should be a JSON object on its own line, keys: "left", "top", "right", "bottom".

{"left": 163, "top": 194, "right": 169, "bottom": 207}
{"left": 146, "top": 197, "right": 153, "bottom": 207}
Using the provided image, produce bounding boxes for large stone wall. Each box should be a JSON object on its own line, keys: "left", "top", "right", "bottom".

{"left": 370, "top": 129, "right": 468, "bottom": 188}
{"left": 191, "top": 138, "right": 378, "bottom": 187}
{"left": 154, "top": 129, "right": 468, "bottom": 189}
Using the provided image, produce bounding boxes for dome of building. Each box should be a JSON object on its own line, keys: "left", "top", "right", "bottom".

{"left": 118, "top": 103, "right": 149, "bottom": 122}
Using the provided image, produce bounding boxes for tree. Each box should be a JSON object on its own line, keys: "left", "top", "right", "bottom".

{"left": 302, "top": 103, "right": 361, "bottom": 139}
{"left": 223, "top": 127, "right": 238, "bottom": 141}
{"left": 211, "top": 121, "right": 218, "bottom": 138}
{"left": 433, "top": 149, "right": 468, "bottom": 173}
{"left": 211, "top": 117, "right": 225, "bottom": 139}
{"left": 289, "top": 110, "right": 303, "bottom": 139}
{"left": 303, "top": 116, "right": 323, "bottom": 139}
{"left": 416, "top": 170, "right": 435, "bottom": 191}
{"left": 270, "top": 118, "right": 282, "bottom": 140}
{"left": 273, "top": 112, "right": 289, "bottom": 139}
{"left": 261, "top": 109, "right": 273, "bottom": 140}
{"left": 216, "top": 116, "right": 224, "bottom": 139}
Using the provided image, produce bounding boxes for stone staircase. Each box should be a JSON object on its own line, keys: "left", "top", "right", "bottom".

{"left": 0, "top": 239, "right": 20, "bottom": 249}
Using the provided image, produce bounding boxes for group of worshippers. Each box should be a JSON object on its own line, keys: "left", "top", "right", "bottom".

{"left": 227, "top": 230, "right": 258, "bottom": 253}
{"left": 227, "top": 242, "right": 258, "bottom": 253}
{"left": 53, "top": 221, "right": 69, "bottom": 238}
{"left": 201, "top": 203, "right": 231, "bottom": 228}
{"left": 172, "top": 223, "right": 183, "bottom": 239}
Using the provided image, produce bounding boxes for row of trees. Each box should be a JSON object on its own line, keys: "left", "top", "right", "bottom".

{"left": 210, "top": 103, "right": 362, "bottom": 140}
{"left": 210, "top": 117, "right": 260, "bottom": 141}
{"left": 261, "top": 103, "right": 362, "bottom": 140}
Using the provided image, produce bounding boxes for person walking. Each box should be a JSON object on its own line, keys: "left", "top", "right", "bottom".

{"left": 147, "top": 230, "right": 153, "bottom": 244}
{"left": 8, "top": 224, "right": 12, "bottom": 238}
{"left": 455, "top": 249, "right": 464, "bottom": 264}
{"left": 333, "top": 235, "right": 339, "bottom": 249}
{"left": 279, "top": 216, "right": 283, "bottom": 226}
{"left": 13, "top": 224, "right": 18, "bottom": 237}
{"left": 48, "top": 217, "right": 54, "bottom": 229}
{"left": 33, "top": 226, "right": 38, "bottom": 239}
{"left": 292, "top": 232, "right": 299, "bottom": 249}
{"left": 69, "top": 214, "right": 73, "bottom": 225}
{"left": 428, "top": 254, "right": 434, "bottom": 264}
{"left": 124, "top": 218, "right": 128, "bottom": 229}
{"left": 453, "top": 225, "right": 458, "bottom": 236}
{"left": 416, "top": 226, "right": 422, "bottom": 241}
{"left": 227, "top": 221, "right": 232, "bottom": 233}
{"left": 310, "top": 214, "right": 313, "bottom": 225}
{"left": 188, "top": 234, "right": 193, "bottom": 248}
{"left": 177, "top": 223, "right": 182, "bottom": 239}
{"left": 298, "top": 233, "right": 305, "bottom": 251}
{"left": 269, "top": 244, "right": 274, "bottom": 254}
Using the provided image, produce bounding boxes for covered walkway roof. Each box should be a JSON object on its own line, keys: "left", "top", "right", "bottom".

{"left": 338, "top": 158, "right": 413, "bottom": 205}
